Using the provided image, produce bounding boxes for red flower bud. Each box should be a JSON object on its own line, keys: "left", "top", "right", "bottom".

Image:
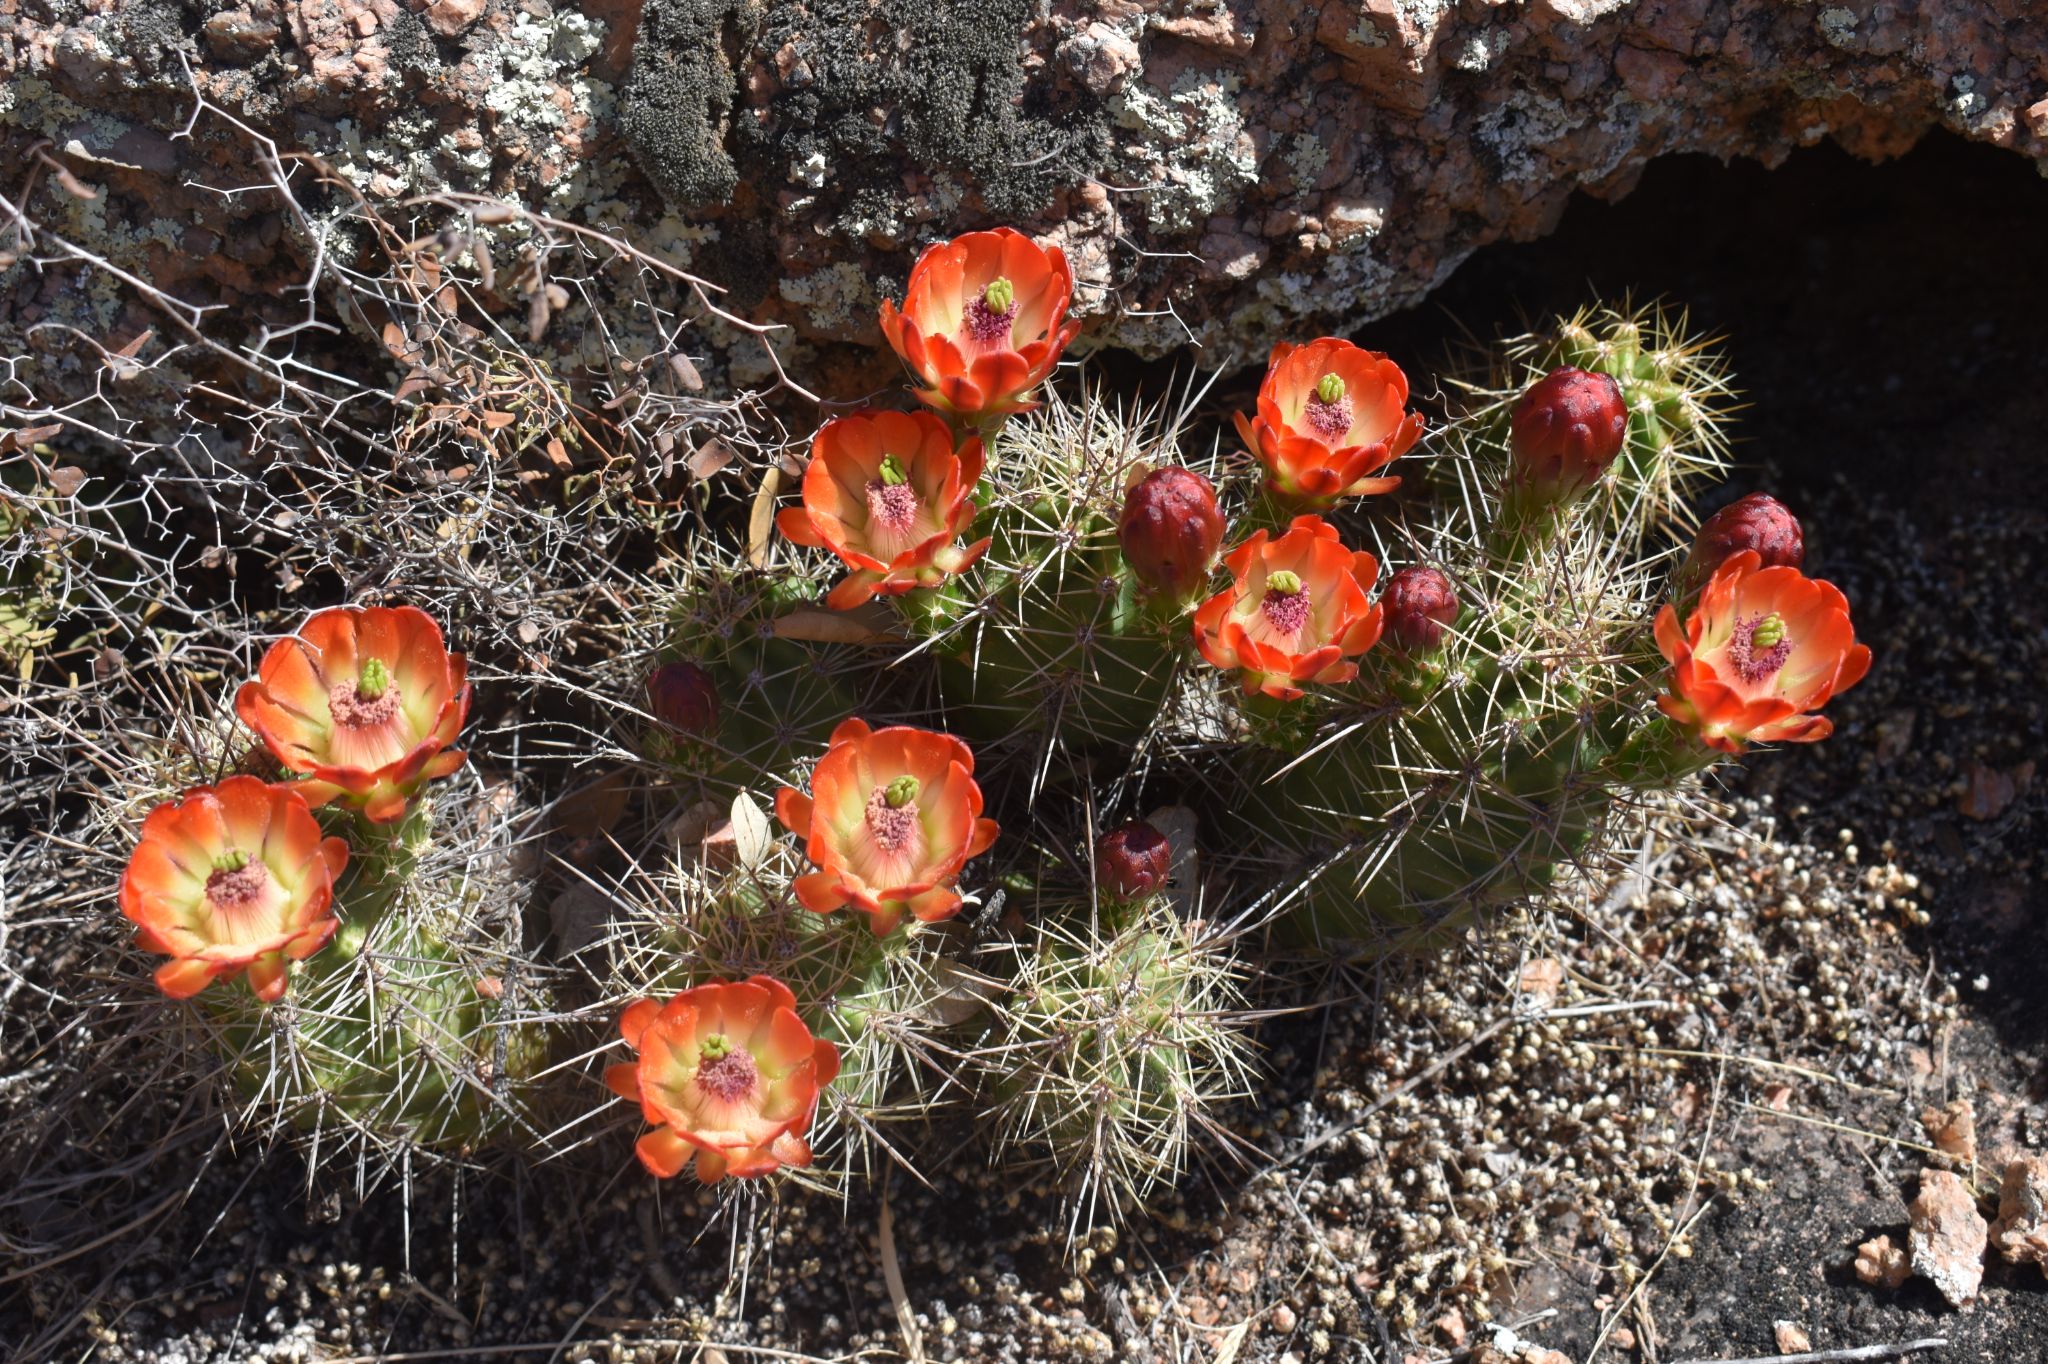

{"left": 1382, "top": 565, "right": 1460, "bottom": 653}
{"left": 1689, "top": 493, "right": 1804, "bottom": 578}
{"left": 1095, "top": 820, "right": 1171, "bottom": 901}
{"left": 1508, "top": 366, "right": 1628, "bottom": 501}
{"left": 1119, "top": 466, "right": 1225, "bottom": 600}
{"left": 646, "top": 660, "right": 719, "bottom": 737}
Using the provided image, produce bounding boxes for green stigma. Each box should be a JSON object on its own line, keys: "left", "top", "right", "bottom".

{"left": 982, "top": 277, "right": 1015, "bottom": 313}
{"left": 1314, "top": 372, "right": 1346, "bottom": 405}
{"left": 1266, "top": 569, "right": 1303, "bottom": 595}
{"left": 878, "top": 453, "right": 909, "bottom": 487}
{"left": 699, "top": 1033, "right": 733, "bottom": 1060}
{"left": 884, "top": 775, "right": 920, "bottom": 808}
{"left": 1751, "top": 612, "right": 1786, "bottom": 650}
{"left": 211, "top": 849, "right": 251, "bottom": 873}
{"left": 357, "top": 656, "right": 390, "bottom": 700}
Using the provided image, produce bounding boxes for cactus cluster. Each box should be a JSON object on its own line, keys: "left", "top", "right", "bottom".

{"left": 110, "top": 233, "right": 1871, "bottom": 1227}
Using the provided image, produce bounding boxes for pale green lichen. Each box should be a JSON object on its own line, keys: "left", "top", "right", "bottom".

{"left": 1110, "top": 70, "right": 1259, "bottom": 236}
{"left": 778, "top": 261, "right": 874, "bottom": 335}
{"left": 1818, "top": 7, "right": 1859, "bottom": 48}
{"left": 1474, "top": 88, "right": 1582, "bottom": 184}
{"left": 1285, "top": 133, "right": 1329, "bottom": 190}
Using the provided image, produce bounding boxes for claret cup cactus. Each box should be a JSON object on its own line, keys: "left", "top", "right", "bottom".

{"left": 114, "top": 226, "right": 1871, "bottom": 1229}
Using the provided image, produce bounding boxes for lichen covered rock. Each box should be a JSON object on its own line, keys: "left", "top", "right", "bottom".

{"left": 4, "top": 0, "right": 2048, "bottom": 363}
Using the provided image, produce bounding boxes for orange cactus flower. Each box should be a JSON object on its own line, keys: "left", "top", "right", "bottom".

{"left": 1193, "top": 515, "right": 1385, "bottom": 701}
{"left": 1233, "top": 338, "right": 1426, "bottom": 505}
{"left": 604, "top": 975, "right": 841, "bottom": 1183}
{"left": 1654, "top": 549, "right": 1871, "bottom": 753}
{"left": 776, "top": 410, "right": 991, "bottom": 611}
{"left": 773, "top": 717, "right": 1000, "bottom": 935}
{"left": 236, "top": 605, "right": 471, "bottom": 823}
{"left": 118, "top": 777, "right": 350, "bottom": 1002}
{"left": 878, "top": 227, "right": 1082, "bottom": 422}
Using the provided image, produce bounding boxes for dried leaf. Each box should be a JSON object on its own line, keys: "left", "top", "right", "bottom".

{"left": 471, "top": 203, "right": 518, "bottom": 225}
{"left": 1517, "top": 957, "right": 1564, "bottom": 1012}
{"left": 747, "top": 465, "right": 781, "bottom": 568}
{"left": 545, "top": 282, "right": 570, "bottom": 310}
{"left": 729, "top": 791, "right": 772, "bottom": 871}
{"left": 113, "top": 329, "right": 153, "bottom": 360}
{"left": 394, "top": 371, "right": 435, "bottom": 402}
{"left": 545, "top": 436, "right": 571, "bottom": 468}
{"left": 471, "top": 238, "right": 496, "bottom": 294}
{"left": 773, "top": 607, "right": 903, "bottom": 645}
{"left": 380, "top": 322, "right": 416, "bottom": 364}
{"left": 686, "top": 438, "right": 734, "bottom": 481}
{"left": 47, "top": 467, "right": 86, "bottom": 498}
{"left": 527, "top": 290, "right": 551, "bottom": 343}
{"left": 46, "top": 159, "right": 98, "bottom": 201}
{"left": 1, "top": 424, "right": 63, "bottom": 454}
{"left": 668, "top": 351, "right": 705, "bottom": 392}
{"left": 479, "top": 409, "right": 517, "bottom": 431}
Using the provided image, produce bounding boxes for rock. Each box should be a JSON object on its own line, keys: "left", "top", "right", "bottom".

{"left": 421, "top": 0, "right": 486, "bottom": 38}
{"left": 1854, "top": 1233, "right": 1910, "bottom": 1290}
{"left": 1774, "top": 1321, "right": 1811, "bottom": 1354}
{"left": 7, "top": 1, "right": 2048, "bottom": 363}
{"left": 1921, "top": 1098, "right": 1978, "bottom": 1165}
{"left": 1989, "top": 1154, "right": 2048, "bottom": 1277}
{"left": 1907, "top": 1169, "right": 1988, "bottom": 1308}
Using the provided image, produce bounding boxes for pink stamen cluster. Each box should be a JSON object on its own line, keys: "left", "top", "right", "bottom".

{"left": 694, "top": 1043, "right": 759, "bottom": 1102}
{"left": 865, "top": 786, "right": 919, "bottom": 851}
{"left": 866, "top": 480, "right": 920, "bottom": 532}
{"left": 205, "top": 859, "right": 270, "bottom": 908}
{"left": 964, "top": 296, "right": 1017, "bottom": 345}
{"left": 1303, "top": 394, "right": 1353, "bottom": 441}
{"left": 1728, "top": 613, "right": 1792, "bottom": 683}
{"left": 1261, "top": 586, "right": 1311, "bottom": 635}
{"left": 329, "top": 681, "right": 403, "bottom": 728}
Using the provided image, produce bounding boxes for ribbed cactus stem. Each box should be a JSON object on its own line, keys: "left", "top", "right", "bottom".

{"left": 1607, "top": 716, "right": 1722, "bottom": 789}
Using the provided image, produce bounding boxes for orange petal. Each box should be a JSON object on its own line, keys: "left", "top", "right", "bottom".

{"left": 774, "top": 788, "right": 814, "bottom": 836}
{"left": 605, "top": 1062, "right": 643, "bottom": 1101}
{"left": 154, "top": 957, "right": 218, "bottom": 1000}
{"left": 967, "top": 817, "right": 999, "bottom": 859}
{"left": 635, "top": 1126, "right": 692, "bottom": 1179}
{"left": 619, "top": 997, "right": 661, "bottom": 1049}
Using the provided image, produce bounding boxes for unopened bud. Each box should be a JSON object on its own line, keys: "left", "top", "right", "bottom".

{"left": 1382, "top": 565, "right": 1460, "bottom": 653}
{"left": 1118, "top": 466, "right": 1225, "bottom": 601}
{"left": 1095, "top": 820, "right": 1171, "bottom": 901}
{"left": 646, "top": 660, "right": 720, "bottom": 738}
{"left": 1508, "top": 366, "right": 1628, "bottom": 502}
{"left": 1689, "top": 492, "right": 1804, "bottom": 577}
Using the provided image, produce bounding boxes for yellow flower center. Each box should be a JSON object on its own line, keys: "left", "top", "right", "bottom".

{"left": 357, "top": 656, "right": 390, "bottom": 700}
{"left": 982, "top": 277, "right": 1015, "bottom": 313}
{"left": 1315, "top": 372, "right": 1346, "bottom": 404}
